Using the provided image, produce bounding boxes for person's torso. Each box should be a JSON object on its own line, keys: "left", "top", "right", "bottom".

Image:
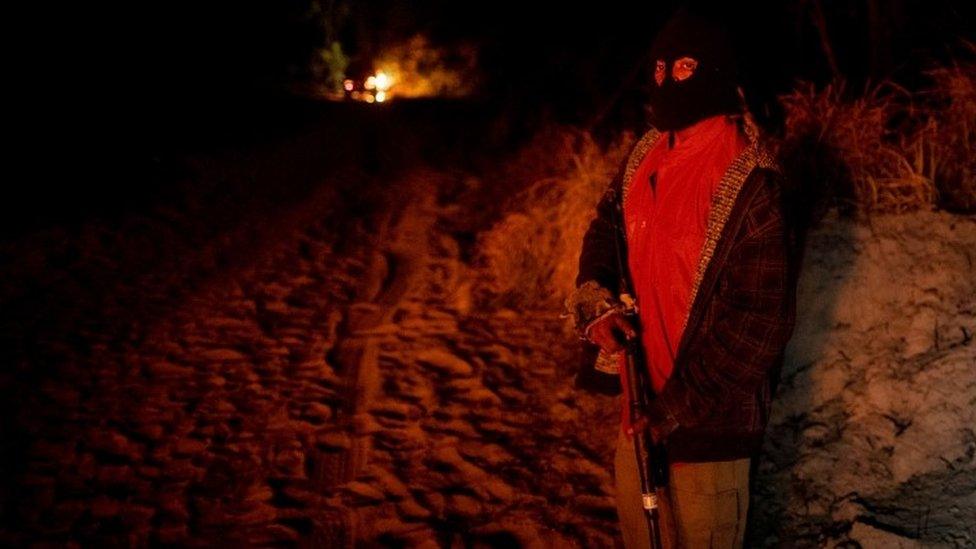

{"left": 623, "top": 116, "right": 747, "bottom": 395}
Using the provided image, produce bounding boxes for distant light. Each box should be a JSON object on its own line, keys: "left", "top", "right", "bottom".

{"left": 374, "top": 71, "right": 392, "bottom": 91}
{"left": 323, "top": 33, "right": 475, "bottom": 104}
{"left": 359, "top": 70, "right": 394, "bottom": 103}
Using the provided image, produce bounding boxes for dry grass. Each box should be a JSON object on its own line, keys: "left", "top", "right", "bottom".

{"left": 923, "top": 44, "right": 976, "bottom": 212}
{"left": 474, "top": 127, "right": 634, "bottom": 310}
{"left": 778, "top": 46, "right": 976, "bottom": 215}
{"left": 778, "top": 80, "right": 938, "bottom": 215}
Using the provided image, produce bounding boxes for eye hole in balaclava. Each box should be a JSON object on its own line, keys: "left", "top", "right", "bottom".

{"left": 645, "top": 9, "right": 740, "bottom": 132}
{"left": 655, "top": 57, "right": 699, "bottom": 86}
{"left": 671, "top": 57, "right": 699, "bottom": 82}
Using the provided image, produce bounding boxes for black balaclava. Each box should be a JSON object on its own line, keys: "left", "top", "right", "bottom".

{"left": 645, "top": 8, "right": 741, "bottom": 132}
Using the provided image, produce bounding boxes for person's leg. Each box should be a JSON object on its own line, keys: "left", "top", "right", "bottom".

{"left": 614, "top": 426, "right": 680, "bottom": 548}
{"left": 666, "top": 457, "right": 751, "bottom": 549}
{"left": 732, "top": 458, "right": 750, "bottom": 548}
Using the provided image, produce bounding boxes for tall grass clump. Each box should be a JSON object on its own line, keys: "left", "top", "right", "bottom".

{"left": 778, "top": 80, "right": 937, "bottom": 215}
{"left": 924, "top": 44, "right": 976, "bottom": 212}
{"left": 475, "top": 127, "right": 633, "bottom": 310}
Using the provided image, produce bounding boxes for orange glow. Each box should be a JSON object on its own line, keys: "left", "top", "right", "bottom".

{"left": 372, "top": 34, "right": 479, "bottom": 99}
{"left": 323, "top": 34, "right": 479, "bottom": 104}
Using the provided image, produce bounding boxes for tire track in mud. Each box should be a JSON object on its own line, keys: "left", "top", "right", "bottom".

{"left": 319, "top": 172, "right": 436, "bottom": 490}
{"left": 325, "top": 171, "right": 625, "bottom": 547}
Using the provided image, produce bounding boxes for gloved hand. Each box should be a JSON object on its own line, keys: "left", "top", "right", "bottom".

{"left": 584, "top": 310, "right": 637, "bottom": 354}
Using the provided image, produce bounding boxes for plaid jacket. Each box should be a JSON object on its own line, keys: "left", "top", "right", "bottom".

{"left": 567, "top": 126, "right": 801, "bottom": 462}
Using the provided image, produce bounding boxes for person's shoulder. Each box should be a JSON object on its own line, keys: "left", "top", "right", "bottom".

{"left": 743, "top": 136, "right": 786, "bottom": 196}
{"left": 738, "top": 165, "right": 788, "bottom": 241}
{"left": 747, "top": 165, "right": 785, "bottom": 194}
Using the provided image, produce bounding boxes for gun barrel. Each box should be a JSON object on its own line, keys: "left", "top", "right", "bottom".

{"left": 623, "top": 340, "right": 666, "bottom": 549}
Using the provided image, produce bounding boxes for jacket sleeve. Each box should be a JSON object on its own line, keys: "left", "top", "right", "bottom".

{"left": 564, "top": 158, "right": 628, "bottom": 337}
{"left": 644, "top": 169, "right": 798, "bottom": 435}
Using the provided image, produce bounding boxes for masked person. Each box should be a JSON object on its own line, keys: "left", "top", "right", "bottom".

{"left": 566, "top": 8, "right": 802, "bottom": 549}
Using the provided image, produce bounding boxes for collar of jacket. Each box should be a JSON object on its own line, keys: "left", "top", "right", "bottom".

{"left": 616, "top": 122, "right": 780, "bottom": 366}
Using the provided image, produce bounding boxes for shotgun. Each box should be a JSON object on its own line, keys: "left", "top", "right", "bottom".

{"left": 607, "top": 186, "right": 669, "bottom": 549}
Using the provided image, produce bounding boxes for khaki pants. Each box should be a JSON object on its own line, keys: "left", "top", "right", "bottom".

{"left": 614, "top": 426, "right": 750, "bottom": 549}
